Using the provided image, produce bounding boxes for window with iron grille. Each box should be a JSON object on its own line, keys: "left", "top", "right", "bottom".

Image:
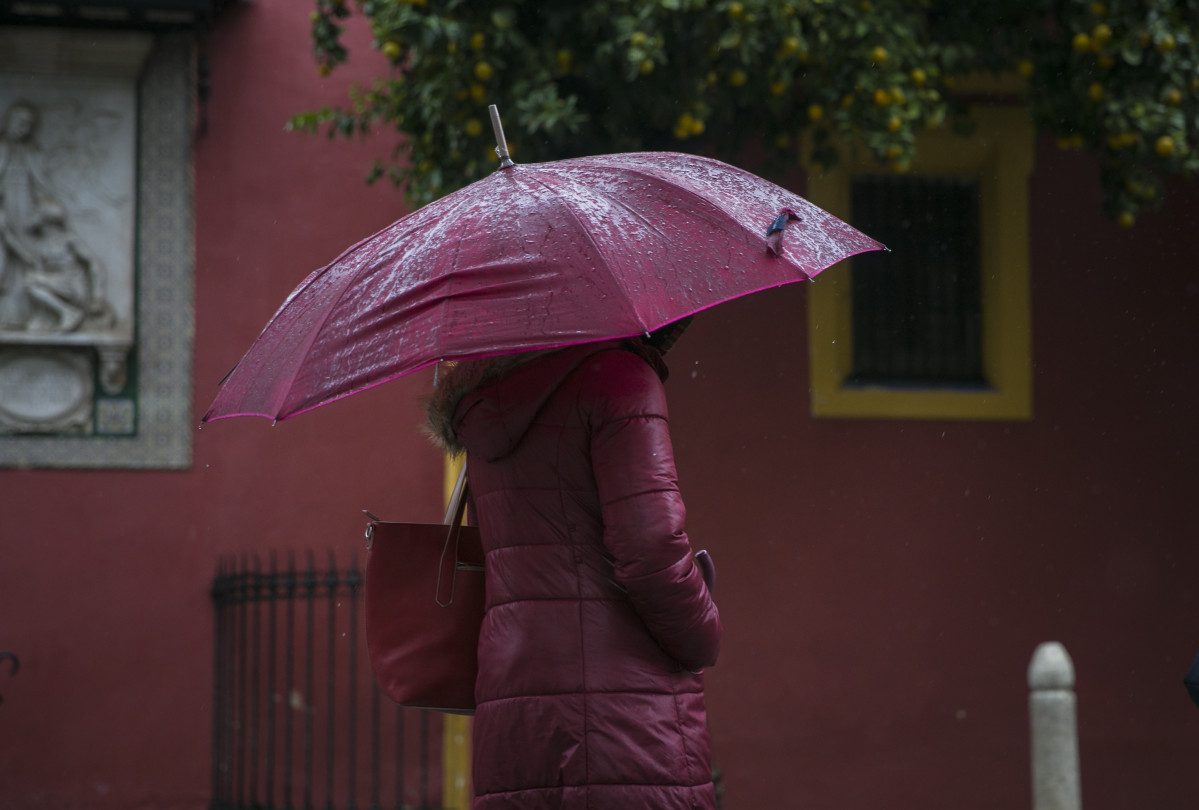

{"left": 806, "top": 103, "right": 1033, "bottom": 420}
{"left": 847, "top": 175, "right": 985, "bottom": 388}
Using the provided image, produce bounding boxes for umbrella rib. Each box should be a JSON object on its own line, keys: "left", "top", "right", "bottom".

{"left": 520, "top": 170, "right": 648, "bottom": 331}
{"left": 613, "top": 153, "right": 885, "bottom": 268}
{"left": 598, "top": 194, "right": 670, "bottom": 240}
{"left": 296, "top": 184, "right": 502, "bottom": 413}
{"left": 600, "top": 158, "right": 778, "bottom": 256}
{"left": 262, "top": 220, "right": 435, "bottom": 415}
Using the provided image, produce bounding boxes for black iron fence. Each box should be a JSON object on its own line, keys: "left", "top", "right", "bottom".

{"left": 211, "top": 551, "right": 445, "bottom": 810}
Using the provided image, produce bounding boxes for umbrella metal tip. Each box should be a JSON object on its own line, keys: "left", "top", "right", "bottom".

{"left": 489, "top": 104, "right": 516, "bottom": 168}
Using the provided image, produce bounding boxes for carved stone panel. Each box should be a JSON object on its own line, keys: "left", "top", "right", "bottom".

{"left": 0, "top": 31, "right": 193, "bottom": 467}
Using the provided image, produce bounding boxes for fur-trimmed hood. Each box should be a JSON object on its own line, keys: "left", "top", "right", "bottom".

{"left": 423, "top": 350, "right": 554, "bottom": 455}
{"left": 423, "top": 340, "right": 667, "bottom": 459}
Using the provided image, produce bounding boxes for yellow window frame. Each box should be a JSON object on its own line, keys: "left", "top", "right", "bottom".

{"left": 805, "top": 105, "right": 1034, "bottom": 420}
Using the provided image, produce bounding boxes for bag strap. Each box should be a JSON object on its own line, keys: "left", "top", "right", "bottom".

{"left": 436, "top": 463, "right": 471, "bottom": 608}
{"left": 442, "top": 463, "right": 469, "bottom": 526}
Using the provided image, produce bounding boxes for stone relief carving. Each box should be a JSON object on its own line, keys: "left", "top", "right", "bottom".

{"left": 0, "top": 348, "right": 92, "bottom": 434}
{"left": 0, "top": 87, "right": 138, "bottom": 434}
{"left": 0, "top": 31, "right": 190, "bottom": 467}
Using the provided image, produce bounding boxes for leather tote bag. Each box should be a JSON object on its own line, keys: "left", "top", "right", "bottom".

{"left": 364, "top": 466, "right": 484, "bottom": 715}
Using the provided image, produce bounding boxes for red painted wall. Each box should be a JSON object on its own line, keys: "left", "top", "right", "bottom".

{"left": 1, "top": 3, "right": 1196, "bottom": 809}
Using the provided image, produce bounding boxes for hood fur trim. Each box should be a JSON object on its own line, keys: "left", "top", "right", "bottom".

{"left": 422, "top": 351, "right": 555, "bottom": 454}
{"left": 422, "top": 340, "right": 668, "bottom": 455}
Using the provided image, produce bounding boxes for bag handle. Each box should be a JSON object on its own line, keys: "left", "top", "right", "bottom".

{"left": 436, "top": 464, "right": 471, "bottom": 608}
{"left": 442, "top": 463, "right": 469, "bottom": 526}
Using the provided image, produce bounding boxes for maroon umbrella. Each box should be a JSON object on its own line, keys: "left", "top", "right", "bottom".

{"left": 203, "top": 114, "right": 884, "bottom": 423}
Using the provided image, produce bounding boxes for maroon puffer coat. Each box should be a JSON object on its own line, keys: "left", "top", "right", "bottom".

{"left": 436, "top": 341, "right": 722, "bottom": 810}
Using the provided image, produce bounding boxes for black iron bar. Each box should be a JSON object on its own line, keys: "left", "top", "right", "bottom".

{"left": 265, "top": 551, "right": 279, "bottom": 810}
{"left": 369, "top": 680, "right": 381, "bottom": 810}
{"left": 303, "top": 551, "right": 317, "bottom": 810}
{"left": 283, "top": 550, "right": 297, "bottom": 810}
{"left": 324, "top": 553, "right": 338, "bottom": 810}
{"left": 235, "top": 555, "right": 249, "bottom": 809}
{"left": 248, "top": 555, "right": 263, "bottom": 810}
{"left": 347, "top": 553, "right": 361, "bottom": 810}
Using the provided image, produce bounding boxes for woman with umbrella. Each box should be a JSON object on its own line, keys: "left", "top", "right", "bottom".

{"left": 202, "top": 113, "right": 883, "bottom": 808}
{"left": 425, "top": 321, "right": 722, "bottom": 810}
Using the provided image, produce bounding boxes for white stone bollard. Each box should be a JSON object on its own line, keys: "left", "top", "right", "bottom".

{"left": 1028, "top": 642, "right": 1081, "bottom": 810}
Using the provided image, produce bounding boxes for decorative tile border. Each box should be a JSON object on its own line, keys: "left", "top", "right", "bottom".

{"left": 0, "top": 34, "right": 194, "bottom": 468}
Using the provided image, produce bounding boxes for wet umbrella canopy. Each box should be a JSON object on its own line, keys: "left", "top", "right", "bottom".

{"left": 203, "top": 112, "right": 884, "bottom": 423}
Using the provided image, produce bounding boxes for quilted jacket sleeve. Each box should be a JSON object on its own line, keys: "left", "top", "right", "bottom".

{"left": 586, "top": 350, "right": 722, "bottom": 671}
